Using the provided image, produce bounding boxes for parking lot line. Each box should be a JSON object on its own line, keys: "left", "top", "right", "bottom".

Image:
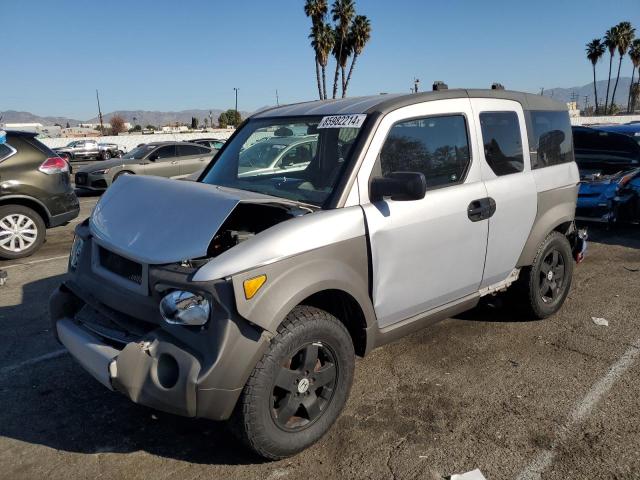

{"left": 0, "top": 349, "right": 67, "bottom": 377}
{"left": 516, "top": 339, "right": 640, "bottom": 480}
{"left": 1, "top": 254, "right": 69, "bottom": 270}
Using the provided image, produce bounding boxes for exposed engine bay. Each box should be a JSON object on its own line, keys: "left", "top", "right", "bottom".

{"left": 207, "top": 202, "right": 310, "bottom": 258}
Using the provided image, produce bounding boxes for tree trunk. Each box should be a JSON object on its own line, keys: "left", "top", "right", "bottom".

{"left": 604, "top": 53, "right": 613, "bottom": 115}
{"left": 321, "top": 65, "right": 327, "bottom": 100}
{"left": 341, "top": 65, "right": 347, "bottom": 98}
{"left": 315, "top": 57, "right": 323, "bottom": 100}
{"left": 332, "top": 62, "right": 340, "bottom": 99}
{"left": 627, "top": 67, "right": 636, "bottom": 113}
{"left": 610, "top": 56, "right": 623, "bottom": 114}
{"left": 344, "top": 53, "right": 359, "bottom": 97}
{"left": 592, "top": 64, "right": 599, "bottom": 115}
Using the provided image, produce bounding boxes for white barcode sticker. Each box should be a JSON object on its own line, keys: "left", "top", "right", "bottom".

{"left": 317, "top": 114, "right": 367, "bottom": 129}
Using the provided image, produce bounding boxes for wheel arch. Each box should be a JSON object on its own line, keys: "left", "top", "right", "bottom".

{"left": 230, "top": 237, "right": 377, "bottom": 357}
{"left": 0, "top": 195, "right": 51, "bottom": 227}
{"left": 516, "top": 185, "right": 578, "bottom": 267}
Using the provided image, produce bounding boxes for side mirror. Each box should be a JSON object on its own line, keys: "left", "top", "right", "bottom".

{"left": 370, "top": 172, "right": 427, "bottom": 202}
{"left": 148, "top": 153, "right": 159, "bottom": 161}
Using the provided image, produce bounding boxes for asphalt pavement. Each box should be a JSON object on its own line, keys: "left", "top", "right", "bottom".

{"left": 0, "top": 197, "right": 639, "bottom": 480}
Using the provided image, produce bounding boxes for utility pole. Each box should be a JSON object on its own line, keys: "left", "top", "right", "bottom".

{"left": 540, "top": 87, "right": 545, "bottom": 96}
{"left": 276, "top": 89, "right": 279, "bottom": 106}
{"left": 96, "top": 89, "right": 104, "bottom": 136}
{"left": 413, "top": 78, "right": 420, "bottom": 93}
{"left": 233, "top": 88, "right": 239, "bottom": 127}
{"left": 209, "top": 110, "right": 212, "bottom": 130}
{"left": 583, "top": 95, "right": 589, "bottom": 112}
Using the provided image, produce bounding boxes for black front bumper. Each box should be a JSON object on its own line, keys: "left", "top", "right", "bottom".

{"left": 50, "top": 228, "right": 271, "bottom": 420}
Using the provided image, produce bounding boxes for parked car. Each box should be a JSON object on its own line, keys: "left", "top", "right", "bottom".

{"left": 74, "top": 141, "right": 212, "bottom": 191}
{"left": 238, "top": 135, "right": 317, "bottom": 177}
{"left": 0, "top": 130, "right": 79, "bottom": 259}
{"left": 54, "top": 139, "right": 125, "bottom": 161}
{"left": 593, "top": 123, "right": 640, "bottom": 145}
{"left": 573, "top": 126, "right": 640, "bottom": 222}
{"left": 51, "top": 90, "right": 584, "bottom": 459}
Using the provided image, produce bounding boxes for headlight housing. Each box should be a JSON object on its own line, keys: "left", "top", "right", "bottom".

{"left": 92, "top": 168, "right": 110, "bottom": 175}
{"left": 159, "top": 290, "right": 211, "bottom": 326}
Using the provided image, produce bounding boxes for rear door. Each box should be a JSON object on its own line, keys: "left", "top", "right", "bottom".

{"left": 147, "top": 145, "right": 180, "bottom": 178}
{"left": 176, "top": 144, "right": 211, "bottom": 176}
{"left": 469, "top": 99, "right": 537, "bottom": 287}
{"left": 358, "top": 98, "right": 489, "bottom": 327}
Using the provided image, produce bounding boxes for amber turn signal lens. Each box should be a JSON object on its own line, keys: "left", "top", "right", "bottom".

{"left": 243, "top": 274, "right": 267, "bottom": 299}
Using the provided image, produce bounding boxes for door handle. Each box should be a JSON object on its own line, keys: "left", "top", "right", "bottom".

{"left": 171, "top": 161, "right": 178, "bottom": 165}
{"left": 467, "top": 197, "right": 496, "bottom": 222}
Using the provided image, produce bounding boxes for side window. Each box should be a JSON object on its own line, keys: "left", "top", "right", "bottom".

{"left": 479, "top": 111, "right": 524, "bottom": 175}
{"left": 530, "top": 111, "right": 574, "bottom": 168}
{"left": 197, "top": 146, "right": 210, "bottom": 155}
{"left": 0, "top": 143, "right": 14, "bottom": 162}
{"left": 281, "top": 142, "right": 313, "bottom": 166}
{"left": 379, "top": 115, "right": 471, "bottom": 190}
{"left": 155, "top": 145, "right": 176, "bottom": 159}
{"left": 177, "top": 144, "right": 201, "bottom": 156}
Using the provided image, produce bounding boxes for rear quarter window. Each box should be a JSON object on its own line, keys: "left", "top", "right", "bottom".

{"left": 0, "top": 143, "right": 15, "bottom": 161}
{"left": 529, "top": 111, "right": 574, "bottom": 168}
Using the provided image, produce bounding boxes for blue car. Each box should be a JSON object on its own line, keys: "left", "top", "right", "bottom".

{"left": 573, "top": 126, "right": 640, "bottom": 223}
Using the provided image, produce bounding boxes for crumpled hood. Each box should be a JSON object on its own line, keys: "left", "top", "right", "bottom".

{"left": 90, "top": 175, "right": 283, "bottom": 264}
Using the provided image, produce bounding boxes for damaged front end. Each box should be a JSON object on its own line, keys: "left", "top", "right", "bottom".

{"left": 50, "top": 175, "right": 312, "bottom": 420}
{"left": 576, "top": 168, "right": 640, "bottom": 224}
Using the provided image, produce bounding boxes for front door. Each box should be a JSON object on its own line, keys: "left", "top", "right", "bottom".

{"left": 147, "top": 145, "right": 180, "bottom": 178}
{"left": 359, "top": 99, "right": 489, "bottom": 328}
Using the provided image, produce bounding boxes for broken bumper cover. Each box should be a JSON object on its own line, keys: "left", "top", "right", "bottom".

{"left": 50, "top": 284, "right": 269, "bottom": 421}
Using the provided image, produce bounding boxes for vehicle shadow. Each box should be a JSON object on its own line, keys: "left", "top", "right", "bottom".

{"left": 452, "top": 295, "right": 535, "bottom": 323}
{"left": 0, "top": 275, "right": 266, "bottom": 467}
{"left": 577, "top": 221, "right": 640, "bottom": 249}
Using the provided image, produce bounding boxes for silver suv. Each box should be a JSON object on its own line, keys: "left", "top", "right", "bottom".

{"left": 51, "top": 90, "right": 583, "bottom": 459}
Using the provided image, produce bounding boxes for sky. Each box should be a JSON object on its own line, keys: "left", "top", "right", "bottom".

{"left": 1, "top": 0, "right": 639, "bottom": 119}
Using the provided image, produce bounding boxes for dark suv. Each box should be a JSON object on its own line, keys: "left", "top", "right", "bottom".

{"left": 0, "top": 131, "right": 79, "bottom": 259}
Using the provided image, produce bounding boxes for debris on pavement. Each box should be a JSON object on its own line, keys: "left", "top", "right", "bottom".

{"left": 591, "top": 317, "right": 609, "bottom": 327}
{"left": 0, "top": 269, "right": 7, "bottom": 287}
{"left": 448, "top": 469, "right": 487, "bottom": 480}
{"left": 623, "top": 266, "right": 639, "bottom": 272}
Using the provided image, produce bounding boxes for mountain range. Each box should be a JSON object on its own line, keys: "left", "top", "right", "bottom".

{"left": 542, "top": 77, "right": 633, "bottom": 108}
{"left": 1, "top": 77, "right": 636, "bottom": 126}
{"left": 0, "top": 108, "right": 252, "bottom": 127}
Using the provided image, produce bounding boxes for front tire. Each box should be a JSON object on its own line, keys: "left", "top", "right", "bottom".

{"left": 514, "top": 231, "right": 574, "bottom": 319}
{"left": 0, "top": 205, "right": 46, "bottom": 260}
{"left": 231, "top": 306, "right": 355, "bottom": 460}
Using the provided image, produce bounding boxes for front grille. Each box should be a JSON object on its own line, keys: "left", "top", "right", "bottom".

{"left": 75, "top": 172, "right": 87, "bottom": 185}
{"left": 99, "top": 247, "right": 143, "bottom": 284}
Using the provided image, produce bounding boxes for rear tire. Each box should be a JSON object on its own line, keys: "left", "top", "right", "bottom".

{"left": 513, "top": 231, "right": 574, "bottom": 319}
{"left": 101, "top": 150, "right": 111, "bottom": 160}
{"left": 231, "top": 306, "right": 355, "bottom": 460}
{"left": 0, "top": 205, "right": 46, "bottom": 260}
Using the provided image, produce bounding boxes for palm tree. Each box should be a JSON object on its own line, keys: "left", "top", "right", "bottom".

{"left": 343, "top": 15, "right": 371, "bottom": 97}
{"left": 603, "top": 26, "right": 618, "bottom": 115}
{"left": 332, "top": 27, "right": 352, "bottom": 98}
{"left": 630, "top": 81, "right": 640, "bottom": 113}
{"left": 305, "top": 0, "right": 328, "bottom": 100}
{"left": 627, "top": 39, "right": 640, "bottom": 112}
{"left": 586, "top": 39, "right": 606, "bottom": 115}
{"left": 610, "top": 22, "right": 636, "bottom": 114}
{"left": 316, "top": 23, "right": 335, "bottom": 99}
{"left": 330, "top": 0, "right": 355, "bottom": 99}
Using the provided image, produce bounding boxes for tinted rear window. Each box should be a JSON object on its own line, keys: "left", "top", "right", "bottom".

{"left": 529, "top": 111, "right": 574, "bottom": 168}
{"left": 479, "top": 111, "right": 524, "bottom": 176}
{"left": 572, "top": 128, "right": 640, "bottom": 159}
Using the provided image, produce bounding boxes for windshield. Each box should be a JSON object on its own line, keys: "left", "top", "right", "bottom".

{"left": 122, "top": 144, "right": 155, "bottom": 160}
{"left": 201, "top": 116, "right": 365, "bottom": 207}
